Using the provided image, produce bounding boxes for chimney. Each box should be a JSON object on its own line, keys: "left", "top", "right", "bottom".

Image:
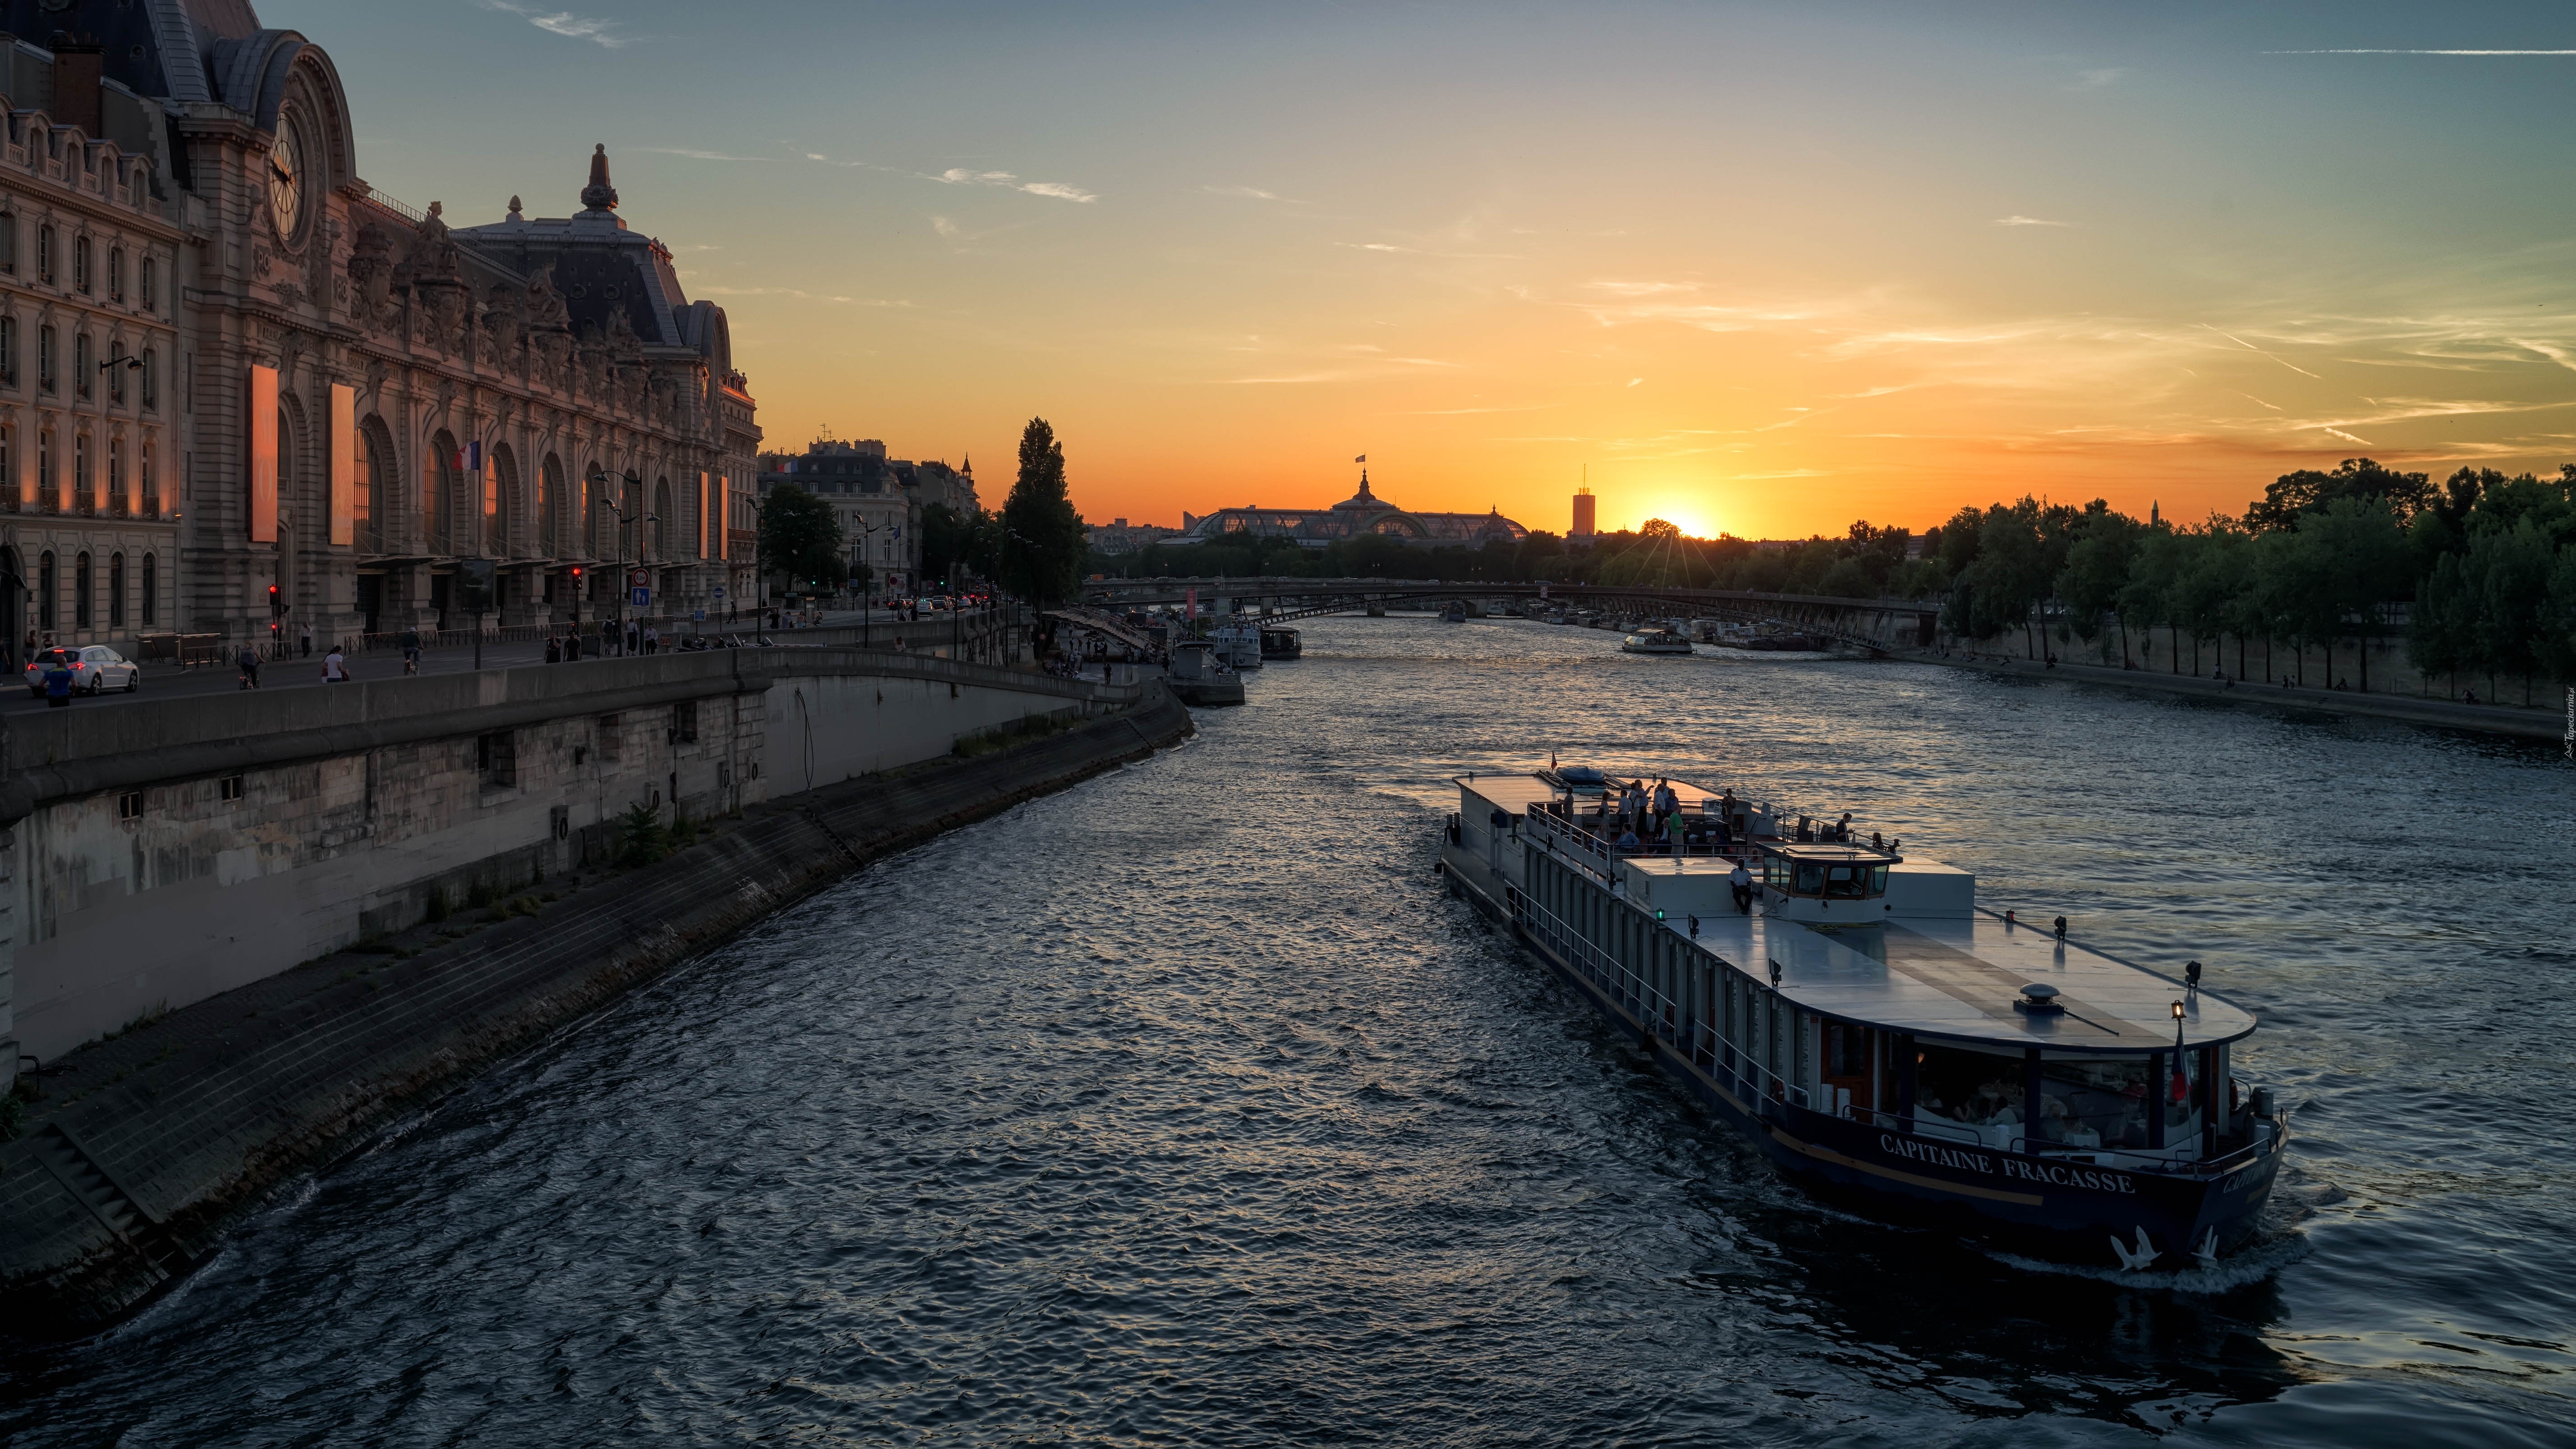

{"left": 49, "top": 34, "right": 103, "bottom": 138}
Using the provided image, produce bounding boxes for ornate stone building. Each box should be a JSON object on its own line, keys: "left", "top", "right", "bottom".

{"left": 1177, "top": 470, "right": 1526, "bottom": 550}
{"left": 0, "top": 32, "right": 187, "bottom": 651}
{"left": 756, "top": 438, "right": 978, "bottom": 595}
{"left": 0, "top": 0, "right": 758, "bottom": 651}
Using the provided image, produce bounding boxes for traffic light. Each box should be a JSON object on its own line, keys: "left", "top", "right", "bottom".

{"left": 266, "top": 584, "right": 283, "bottom": 617}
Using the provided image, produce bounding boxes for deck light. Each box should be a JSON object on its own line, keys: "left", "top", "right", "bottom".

{"left": 1768, "top": 958, "right": 1782, "bottom": 987}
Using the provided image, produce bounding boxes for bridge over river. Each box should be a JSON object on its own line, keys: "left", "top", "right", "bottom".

{"left": 1083, "top": 578, "right": 1939, "bottom": 653}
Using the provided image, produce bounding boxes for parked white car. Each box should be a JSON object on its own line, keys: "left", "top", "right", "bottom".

{"left": 24, "top": 645, "right": 141, "bottom": 697}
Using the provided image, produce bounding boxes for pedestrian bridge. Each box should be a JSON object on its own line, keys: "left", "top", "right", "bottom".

{"left": 1082, "top": 578, "right": 1938, "bottom": 652}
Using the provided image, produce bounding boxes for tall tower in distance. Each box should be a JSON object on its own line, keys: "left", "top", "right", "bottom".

{"left": 1571, "top": 485, "right": 1596, "bottom": 541}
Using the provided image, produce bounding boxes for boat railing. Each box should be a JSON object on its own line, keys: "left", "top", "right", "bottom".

{"left": 1515, "top": 892, "right": 1814, "bottom": 1112}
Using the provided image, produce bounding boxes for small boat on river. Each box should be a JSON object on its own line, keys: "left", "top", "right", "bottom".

{"left": 1436, "top": 766, "right": 2286, "bottom": 1272}
{"left": 1620, "top": 627, "right": 1694, "bottom": 656}
{"left": 1259, "top": 626, "right": 1302, "bottom": 660}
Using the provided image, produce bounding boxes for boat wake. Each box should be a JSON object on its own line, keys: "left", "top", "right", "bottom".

{"left": 1985, "top": 1228, "right": 2310, "bottom": 1294}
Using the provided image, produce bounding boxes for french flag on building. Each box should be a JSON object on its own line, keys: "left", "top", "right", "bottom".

{"left": 450, "top": 441, "right": 483, "bottom": 474}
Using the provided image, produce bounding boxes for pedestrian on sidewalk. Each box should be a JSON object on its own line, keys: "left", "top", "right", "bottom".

{"left": 624, "top": 619, "right": 639, "bottom": 656}
{"left": 298, "top": 620, "right": 312, "bottom": 657}
{"left": 322, "top": 645, "right": 349, "bottom": 683}
{"left": 401, "top": 627, "right": 422, "bottom": 676}
{"left": 43, "top": 651, "right": 73, "bottom": 706}
{"left": 643, "top": 624, "right": 660, "bottom": 655}
{"left": 545, "top": 633, "right": 562, "bottom": 664}
{"left": 565, "top": 629, "right": 583, "bottom": 662}
{"left": 235, "top": 645, "right": 262, "bottom": 690}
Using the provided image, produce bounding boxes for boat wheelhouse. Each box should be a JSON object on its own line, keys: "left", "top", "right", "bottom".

{"left": 1437, "top": 767, "right": 2285, "bottom": 1271}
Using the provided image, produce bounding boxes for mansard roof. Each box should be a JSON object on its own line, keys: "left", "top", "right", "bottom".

{"left": 446, "top": 146, "right": 730, "bottom": 371}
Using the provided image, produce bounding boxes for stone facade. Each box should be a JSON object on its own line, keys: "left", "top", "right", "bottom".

{"left": 0, "top": 33, "right": 187, "bottom": 653}
{"left": 1178, "top": 469, "right": 1526, "bottom": 549}
{"left": 756, "top": 438, "right": 978, "bottom": 595}
{"left": 0, "top": 2, "right": 759, "bottom": 655}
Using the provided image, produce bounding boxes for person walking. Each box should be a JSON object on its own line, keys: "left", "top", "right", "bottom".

{"left": 544, "top": 633, "right": 562, "bottom": 664}
{"left": 235, "top": 644, "right": 262, "bottom": 690}
{"left": 565, "top": 629, "right": 583, "bottom": 662}
{"left": 643, "top": 623, "right": 660, "bottom": 655}
{"left": 298, "top": 620, "right": 313, "bottom": 657}
{"left": 400, "top": 627, "right": 422, "bottom": 676}
{"left": 322, "top": 644, "right": 349, "bottom": 683}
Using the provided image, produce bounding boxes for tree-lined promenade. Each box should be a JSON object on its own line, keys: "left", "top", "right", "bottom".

{"left": 1102, "top": 459, "right": 2576, "bottom": 707}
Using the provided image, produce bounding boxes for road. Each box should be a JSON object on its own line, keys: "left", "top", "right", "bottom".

{"left": 0, "top": 606, "right": 932, "bottom": 717}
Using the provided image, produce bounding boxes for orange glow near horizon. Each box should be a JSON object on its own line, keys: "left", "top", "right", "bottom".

{"left": 300, "top": 3, "right": 2576, "bottom": 544}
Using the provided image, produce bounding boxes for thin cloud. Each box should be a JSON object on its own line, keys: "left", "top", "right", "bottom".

{"left": 693, "top": 287, "right": 912, "bottom": 307}
{"left": 474, "top": 0, "right": 635, "bottom": 48}
{"left": 1203, "top": 184, "right": 1290, "bottom": 202}
{"left": 2267, "top": 48, "right": 2576, "bottom": 56}
{"left": 2074, "top": 68, "right": 2127, "bottom": 87}
{"left": 935, "top": 167, "right": 1097, "bottom": 203}
{"left": 2321, "top": 426, "right": 2374, "bottom": 445}
{"left": 1996, "top": 215, "right": 2070, "bottom": 227}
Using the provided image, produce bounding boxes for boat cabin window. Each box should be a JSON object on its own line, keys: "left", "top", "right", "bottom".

{"left": 2038, "top": 1057, "right": 2152, "bottom": 1151}
{"left": 1911, "top": 1041, "right": 2026, "bottom": 1132}
{"left": 1761, "top": 852, "right": 1890, "bottom": 898}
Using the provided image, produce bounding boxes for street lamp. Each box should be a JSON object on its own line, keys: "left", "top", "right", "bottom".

{"left": 594, "top": 468, "right": 655, "bottom": 655}
{"left": 851, "top": 517, "right": 888, "bottom": 648}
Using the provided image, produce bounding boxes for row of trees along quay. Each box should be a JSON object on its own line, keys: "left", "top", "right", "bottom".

{"left": 1092, "top": 457, "right": 2576, "bottom": 707}
{"left": 756, "top": 417, "right": 1090, "bottom": 620}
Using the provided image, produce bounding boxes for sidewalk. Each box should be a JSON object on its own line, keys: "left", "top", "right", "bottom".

{"left": 1915, "top": 648, "right": 2569, "bottom": 744}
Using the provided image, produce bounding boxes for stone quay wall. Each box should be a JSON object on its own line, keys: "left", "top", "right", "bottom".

{"left": 0, "top": 643, "right": 1131, "bottom": 1075}
{"left": 0, "top": 676, "right": 1193, "bottom": 1325}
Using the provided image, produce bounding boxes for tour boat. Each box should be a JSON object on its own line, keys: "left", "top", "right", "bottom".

{"left": 1436, "top": 767, "right": 2286, "bottom": 1271}
{"left": 1619, "top": 628, "right": 1694, "bottom": 656}
{"left": 1440, "top": 602, "right": 1469, "bottom": 623}
{"left": 1208, "top": 622, "right": 1264, "bottom": 669}
{"left": 1260, "top": 627, "right": 1303, "bottom": 660}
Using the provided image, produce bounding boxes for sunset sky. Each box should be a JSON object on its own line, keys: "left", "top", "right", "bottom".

{"left": 277, "top": 1, "right": 2576, "bottom": 540}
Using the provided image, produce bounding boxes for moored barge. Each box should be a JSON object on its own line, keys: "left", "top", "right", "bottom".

{"left": 1437, "top": 768, "right": 2286, "bottom": 1271}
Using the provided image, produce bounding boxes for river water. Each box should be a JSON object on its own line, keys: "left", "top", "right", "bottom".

{"left": 9, "top": 617, "right": 2573, "bottom": 1446}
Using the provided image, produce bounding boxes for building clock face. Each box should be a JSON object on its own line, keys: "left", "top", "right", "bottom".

{"left": 268, "top": 123, "right": 304, "bottom": 239}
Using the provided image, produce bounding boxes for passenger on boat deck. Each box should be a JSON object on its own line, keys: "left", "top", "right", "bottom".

{"left": 1871, "top": 830, "right": 1884, "bottom": 850}
{"left": 1617, "top": 827, "right": 1641, "bottom": 850}
{"left": 1729, "top": 861, "right": 1754, "bottom": 913}
{"left": 1970, "top": 1081, "right": 2022, "bottom": 1125}
{"left": 1836, "top": 812, "right": 1855, "bottom": 842}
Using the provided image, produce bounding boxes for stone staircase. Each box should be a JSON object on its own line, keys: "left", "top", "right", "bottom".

{"left": 26, "top": 1122, "right": 190, "bottom": 1287}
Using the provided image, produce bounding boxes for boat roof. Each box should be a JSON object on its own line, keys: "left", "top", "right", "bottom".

{"left": 1653, "top": 883, "right": 2255, "bottom": 1055}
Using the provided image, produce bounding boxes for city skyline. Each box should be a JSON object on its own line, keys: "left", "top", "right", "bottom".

{"left": 279, "top": 0, "right": 2576, "bottom": 538}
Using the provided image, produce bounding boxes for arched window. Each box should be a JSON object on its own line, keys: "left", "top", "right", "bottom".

{"left": 37, "top": 550, "right": 55, "bottom": 631}
{"left": 539, "top": 453, "right": 561, "bottom": 554}
{"left": 426, "top": 429, "right": 458, "bottom": 554}
{"left": 107, "top": 245, "right": 122, "bottom": 303}
{"left": 37, "top": 224, "right": 53, "bottom": 284}
{"left": 141, "top": 437, "right": 156, "bottom": 516}
{"left": 73, "top": 332, "right": 88, "bottom": 398}
{"left": 107, "top": 435, "right": 124, "bottom": 515}
{"left": 72, "top": 236, "right": 87, "bottom": 294}
{"left": 0, "top": 316, "right": 14, "bottom": 385}
{"left": 107, "top": 552, "right": 124, "bottom": 627}
{"left": 139, "top": 256, "right": 153, "bottom": 311}
{"left": 73, "top": 432, "right": 88, "bottom": 513}
{"left": 0, "top": 207, "right": 15, "bottom": 274}
{"left": 140, "top": 348, "right": 154, "bottom": 408}
{"left": 140, "top": 553, "right": 156, "bottom": 624}
{"left": 73, "top": 551, "right": 90, "bottom": 628}
{"left": 37, "top": 429, "right": 52, "bottom": 511}
{"left": 107, "top": 343, "right": 123, "bottom": 404}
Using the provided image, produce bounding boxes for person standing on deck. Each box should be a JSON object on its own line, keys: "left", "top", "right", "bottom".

{"left": 1730, "top": 861, "right": 1754, "bottom": 914}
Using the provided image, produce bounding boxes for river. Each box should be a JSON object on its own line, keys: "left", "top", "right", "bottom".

{"left": 7, "top": 616, "right": 2572, "bottom": 1446}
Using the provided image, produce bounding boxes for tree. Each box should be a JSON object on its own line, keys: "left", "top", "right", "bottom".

{"left": 921, "top": 501, "right": 986, "bottom": 591}
{"left": 758, "top": 485, "right": 845, "bottom": 594}
{"left": 997, "top": 417, "right": 1087, "bottom": 609}
{"left": 2247, "top": 457, "right": 2434, "bottom": 532}
{"left": 2119, "top": 524, "right": 2184, "bottom": 670}
{"left": 2298, "top": 497, "right": 2410, "bottom": 690}
{"left": 2470, "top": 519, "right": 2556, "bottom": 704}
{"left": 2057, "top": 503, "right": 2139, "bottom": 662}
